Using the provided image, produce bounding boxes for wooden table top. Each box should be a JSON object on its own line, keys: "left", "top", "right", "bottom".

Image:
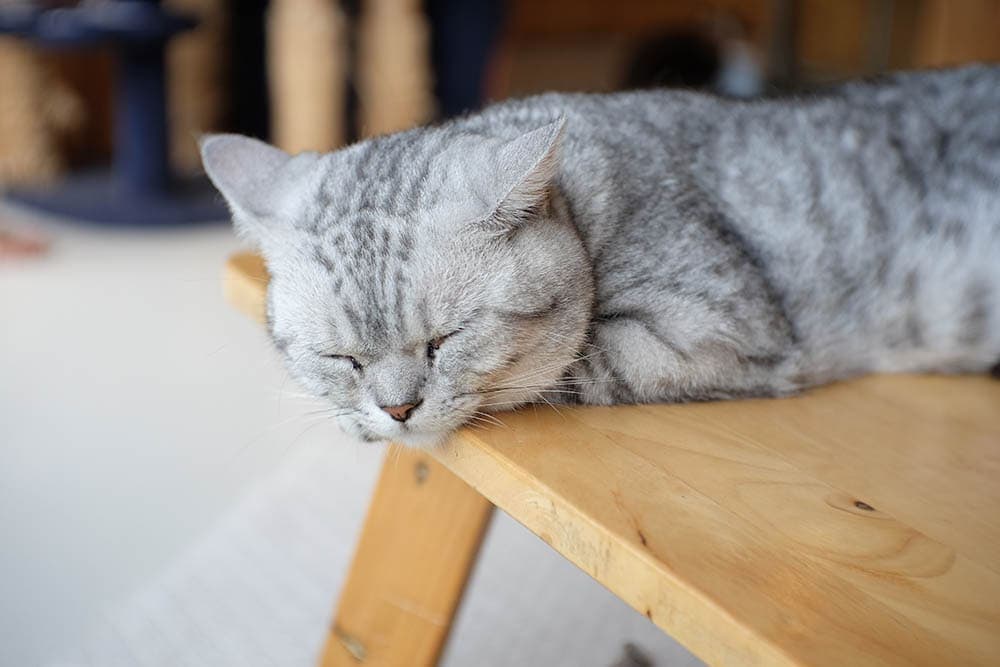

{"left": 226, "top": 251, "right": 1000, "bottom": 667}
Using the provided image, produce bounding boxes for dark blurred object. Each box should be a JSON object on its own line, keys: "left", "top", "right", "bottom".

{"left": 0, "top": 0, "right": 225, "bottom": 224}
{"left": 426, "top": 0, "right": 504, "bottom": 118}
{"left": 497, "top": 0, "right": 772, "bottom": 98}
{"left": 226, "top": 0, "right": 268, "bottom": 141}
{"left": 623, "top": 29, "right": 720, "bottom": 90}
{"left": 0, "top": 0, "right": 195, "bottom": 47}
{"left": 620, "top": 18, "right": 764, "bottom": 97}
{"left": 610, "top": 642, "right": 655, "bottom": 667}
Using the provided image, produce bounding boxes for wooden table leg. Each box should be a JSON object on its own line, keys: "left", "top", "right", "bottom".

{"left": 318, "top": 447, "right": 494, "bottom": 667}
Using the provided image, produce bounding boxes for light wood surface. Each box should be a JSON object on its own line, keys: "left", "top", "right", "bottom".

{"left": 318, "top": 448, "right": 493, "bottom": 666}
{"left": 223, "top": 252, "right": 269, "bottom": 325}
{"left": 225, "top": 252, "right": 1000, "bottom": 666}
{"left": 437, "top": 382, "right": 1000, "bottom": 667}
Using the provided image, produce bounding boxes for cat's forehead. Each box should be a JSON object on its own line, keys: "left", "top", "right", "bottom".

{"left": 315, "top": 130, "right": 458, "bottom": 219}
{"left": 275, "top": 221, "right": 472, "bottom": 348}
{"left": 270, "top": 129, "right": 501, "bottom": 346}
{"left": 272, "top": 255, "right": 418, "bottom": 351}
{"left": 312, "top": 212, "right": 416, "bottom": 273}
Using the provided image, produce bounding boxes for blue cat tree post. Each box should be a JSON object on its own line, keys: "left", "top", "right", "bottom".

{"left": 0, "top": 0, "right": 226, "bottom": 224}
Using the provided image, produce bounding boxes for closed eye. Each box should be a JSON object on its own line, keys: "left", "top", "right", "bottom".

{"left": 426, "top": 329, "right": 462, "bottom": 360}
{"left": 322, "top": 354, "right": 363, "bottom": 371}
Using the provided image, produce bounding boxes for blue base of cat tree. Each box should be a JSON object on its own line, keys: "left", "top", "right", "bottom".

{"left": 5, "top": 170, "right": 226, "bottom": 226}
{"left": 0, "top": 0, "right": 227, "bottom": 225}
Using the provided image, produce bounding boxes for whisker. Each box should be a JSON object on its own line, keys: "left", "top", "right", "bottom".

{"left": 534, "top": 389, "right": 567, "bottom": 420}
{"left": 281, "top": 415, "right": 338, "bottom": 458}
{"left": 465, "top": 414, "right": 508, "bottom": 430}
{"left": 475, "top": 400, "right": 528, "bottom": 410}
{"left": 472, "top": 410, "right": 508, "bottom": 428}
{"left": 475, "top": 385, "right": 583, "bottom": 396}
{"left": 299, "top": 407, "right": 355, "bottom": 418}
{"left": 494, "top": 348, "right": 605, "bottom": 389}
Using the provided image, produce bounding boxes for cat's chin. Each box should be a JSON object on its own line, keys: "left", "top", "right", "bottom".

{"left": 334, "top": 413, "right": 459, "bottom": 449}
{"left": 384, "top": 429, "right": 451, "bottom": 449}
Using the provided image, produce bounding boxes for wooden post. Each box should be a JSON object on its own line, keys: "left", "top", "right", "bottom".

{"left": 318, "top": 448, "right": 494, "bottom": 667}
{"left": 356, "top": 0, "right": 435, "bottom": 137}
{"left": 0, "top": 38, "right": 75, "bottom": 186}
{"left": 165, "top": 0, "right": 227, "bottom": 172}
{"left": 267, "top": 0, "right": 348, "bottom": 153}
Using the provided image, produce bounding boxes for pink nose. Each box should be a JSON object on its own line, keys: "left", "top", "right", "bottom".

{"left": 381, "top": 402, "right": 420, "bottom": 422}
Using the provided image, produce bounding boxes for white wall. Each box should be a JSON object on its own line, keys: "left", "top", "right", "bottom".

{"left": 0, "top": 210, "right": 699, "bottom": 667}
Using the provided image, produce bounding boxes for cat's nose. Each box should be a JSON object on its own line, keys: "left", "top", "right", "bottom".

{"left": 380, "top": 400, "right": 422, "bottom": 422}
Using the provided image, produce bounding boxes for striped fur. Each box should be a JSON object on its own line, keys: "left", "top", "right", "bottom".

{"left": 203, "top": 65, "right": 1000, "bottom": 446}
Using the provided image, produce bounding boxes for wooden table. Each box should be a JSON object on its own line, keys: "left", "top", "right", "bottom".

{"left": 225, "top": 252, "right": 1000, "bottom": 667}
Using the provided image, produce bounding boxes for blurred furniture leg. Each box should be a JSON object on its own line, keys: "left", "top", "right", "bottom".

{"left": 165, "top": 0, "right": 228, "bottom": 173}
{"left": 357, "top": 0, "right": 434, "bottom": 135}
{"left": 318, "top": 448, "right": 493, "bottom": 667}
{"left": 425, "top": 0, "right": 505, "bottom": 118}
{"left": 267, "top": 0, "right": 347, "bottom": 153}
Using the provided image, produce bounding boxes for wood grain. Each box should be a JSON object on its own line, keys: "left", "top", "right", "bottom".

{"left": 225, "top": 252, "right": 1000, "bottom": 666}
{"left": 318, "top": 448, "right": 493, "bottom": 666}
{"left": 437, "top": 385, "right": 1000, "bottom": 666}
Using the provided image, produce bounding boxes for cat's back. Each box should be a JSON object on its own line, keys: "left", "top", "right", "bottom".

{"left": 473, "top": 66, "right": 1000, "bottom": 379}
{"left": 836, "top": 63, "right": 1000, "bottom": 124}
{"left": 701, "top": 65, "right": 1000, "bottom": 377}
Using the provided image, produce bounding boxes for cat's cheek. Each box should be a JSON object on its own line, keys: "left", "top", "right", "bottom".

{"left": 287, "top": 367, "right": 329, "bottom": 398}
{"left": 434, "top": 352, "right": 469, "bottom": 378}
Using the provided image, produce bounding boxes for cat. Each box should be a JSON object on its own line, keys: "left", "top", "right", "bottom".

{"left": 202, "top": 64, "right": 1000, "bottom": 447}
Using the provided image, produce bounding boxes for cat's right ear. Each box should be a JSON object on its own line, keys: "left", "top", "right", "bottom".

{"left": 475, "top": 118, "right": 565, "bottom": 233}
{"left": 200, "top": 134, "right": 319, "bottom": 251}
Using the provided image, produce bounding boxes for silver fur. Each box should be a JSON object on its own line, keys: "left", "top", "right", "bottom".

{"left": 202, "top": 65, "right": 1000, "bottom": 447}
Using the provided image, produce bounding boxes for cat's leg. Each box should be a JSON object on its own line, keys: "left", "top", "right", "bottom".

{"left": 561, "top": 316, "right": 804, "bottom": 405}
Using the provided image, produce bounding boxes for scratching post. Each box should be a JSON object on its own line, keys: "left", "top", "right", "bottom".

{"left": 0, "top": 38, "right": 81, "bottom": 186}
{"left": 165, "top": 0, "right": 227, "bottom": 173}
{"left": 357, "top": 0, "right": 434, "bottom": 137}
{"left": 267, "top": 0, "right": 347, "bottom": 153}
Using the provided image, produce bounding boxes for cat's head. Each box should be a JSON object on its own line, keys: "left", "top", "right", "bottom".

{"left": 202, "top": 120, "right": 593, "bottom": 447}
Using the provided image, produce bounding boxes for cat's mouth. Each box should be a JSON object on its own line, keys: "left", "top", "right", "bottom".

{"left": 339, "top": 409, "right": 460, "bottom": 448}
{"left": 341, "top": 374, "right": 552, "bottom": 448}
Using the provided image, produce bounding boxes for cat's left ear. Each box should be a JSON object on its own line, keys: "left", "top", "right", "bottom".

{"left": 200, "top": 134, "right": 320, "bottom": 253}
{"left": 482, "top": 118, "right": 565, "bottom": 230}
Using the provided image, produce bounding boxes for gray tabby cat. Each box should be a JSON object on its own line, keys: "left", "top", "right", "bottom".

{"left": 202, "top": 64, "right": 1000, "bottom": 447}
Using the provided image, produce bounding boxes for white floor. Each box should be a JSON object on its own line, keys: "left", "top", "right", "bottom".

{"left": 0, "top": 208, "right": 701, "bottom": 667}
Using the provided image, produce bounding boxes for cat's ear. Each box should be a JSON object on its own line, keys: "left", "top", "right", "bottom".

{"left": 483, "top": 118, "right": 565, "bottom": 229}
{"left": 200, "top": 134, "right": 319, "bottom": 250}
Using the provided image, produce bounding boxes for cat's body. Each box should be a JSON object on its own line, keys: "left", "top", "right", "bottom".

{"left": 202, "top": 65, "right": 1000, "bottom": 445}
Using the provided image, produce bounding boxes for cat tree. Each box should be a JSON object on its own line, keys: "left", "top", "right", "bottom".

{"left": 0, "top": 0, "right": 225, "bottom": 224}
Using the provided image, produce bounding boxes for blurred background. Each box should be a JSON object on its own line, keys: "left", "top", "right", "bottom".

{"left": 1, "top": 1, "right": 998, "bottom": 666}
